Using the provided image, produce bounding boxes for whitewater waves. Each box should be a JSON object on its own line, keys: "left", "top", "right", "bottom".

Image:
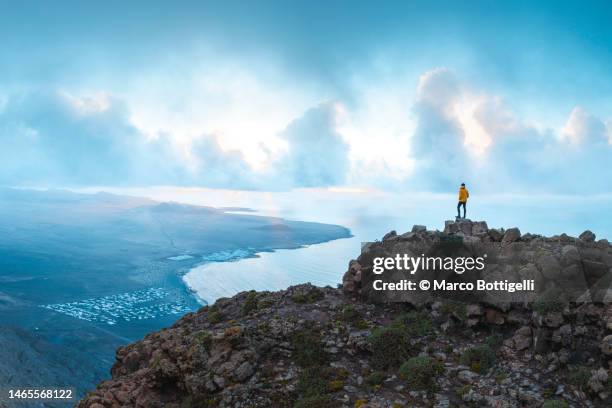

{"left": 40, "top": 288, "right": 191, "bottom": 325}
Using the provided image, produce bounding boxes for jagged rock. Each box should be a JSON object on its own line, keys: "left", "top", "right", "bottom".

{"left": 537, "top": 254, "right": 561, "bottom": 279}
{"left": 502, "top": 228, "right": 521, "bottom": 244}
{"left": 444, "top": 220, "right": 459, "bottom": 234}
{"left": 382, "top": 230, "right": 397, "bottom": 241}
{"left": 458, "top": 370, "right": 480, "bottom": 383}
{"left": 488, "top": 228, "right": 504, "bottom": 242}
{"left": 398, "top": 231, "right": 417, "bottom": 241}
{"left": 561, "top": 245, "right": 580, "bottom": 265}
{"left": 588, "top": 368, "right": 609, "bottom": 393}
{"left": 580, "top": 230, "right": 596, "bottom": 242}
{"left": 512, "top": 326, "right": 532, "bottom": 350}
{"left": 466, "top": 304, "right": 483, "bottom": 316}
{"left": 342, "top": 260, "right": 362, "bottom": 294}
{"left": 472, "top": 221, "right": 489, "bottom": 236}
{"left": 412, "top": 224, "right": 427, "bottom": 233}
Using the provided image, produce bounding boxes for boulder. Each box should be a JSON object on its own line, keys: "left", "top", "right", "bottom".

{"left": 579, "top": 230, "right": 596, "bottom": 242}
{"left": 560, "top": 245, "right": 580, "bottom": 265}
{"left": 382, "top": 230, "right": 397, "bottom": 241}
{"left": 502, "top": 228, "right": 521, "bottom": 244}
{"left": 471, "top": 221, "right": 488, "bottom": 236}
{"left": 458, "top": 220, "right": 473, "bottom": 235}
{"left": 444, "top": 220, "right": 459, "bottom": 234}
{"left": 411, "top": 225, "right": 427, "bottom": 233}
{"left": 537, "top": 254, "right": 561, "bottom": 280}
{"left": 512, "top": 326, "right": 532, "bottom": 351}
{"left": 458, "top": 370, "right": 479, "bottom": 383}
{"left": 488, "top": 228, "right": 504, "bottom": 242}
{"left": 588, "top": 368, "right": 608, "bottom": 393}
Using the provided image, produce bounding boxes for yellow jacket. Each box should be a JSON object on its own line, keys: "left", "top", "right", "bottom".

{"left": 458, "top": 186, "right": 469, "bottom": 202}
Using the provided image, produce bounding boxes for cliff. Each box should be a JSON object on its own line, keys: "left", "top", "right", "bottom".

{"left": 78, "top": 220, "right": 612, "bottom": 408}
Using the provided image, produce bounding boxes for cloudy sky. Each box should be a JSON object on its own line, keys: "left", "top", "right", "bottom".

{"left": 1, "top": 1, "right": 611, "bottom": 194}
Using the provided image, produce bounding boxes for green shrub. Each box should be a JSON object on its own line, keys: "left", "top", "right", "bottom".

{"left": 207, "top": 310, "right": 223, "bottom": 324}
{"left": 368, "top": 325, "right": 412, "bottom": 369}
{"left": 241, "top": 291, "right": 258, "bottom": 316}
{"left": 542, "top": 400, "right": 569, "bottom": 408}
{"left": 440, "top": 301, "right": 467, "bottom": 321}
{"left": 340, "top": 304, "right": 360, "bottom": 321}
{"left": 297, "top": 367, "right": 328, "bottom": 398}
{"left": 456, "top": 384, "right": 471, "bottom": 396}
{"left": 460, "top": 345, "right": 496, "bottom": 373}
{"left": 533, "top": 288, "right": 567, "bottom": 314}
{"left": 294, "top": 366, "right": 338, "bottom": 408}
{"left": 392, "top": 310, "right": 433, "bottom": 336}
{"left": 291, "top": 328, "right": 328, "bottom": 368}
{"left": 292, "top": 287, "right": 325, "bottom": 304}
{"left": 365, "top": 371, "right": 385, "bottom": 386}
{"left": 368, "top": 311, "right": 433, "bottom": 369}
{"left": 567, "top": 367, "right": 590, "bottom": 389}
{"left": 194, "top": 331, "right": 212, "bottom": 351}
{"left": 398, "top": 356, "right": 444, "bottom": 391}
{"left": 340, "top": 305, "right": 368, "bottom": 329}
{"left": 485, "top": 334, "right": 503, "bottom": 348}
{"left": 257, "top": 297, "right": 274, "bottom": 309}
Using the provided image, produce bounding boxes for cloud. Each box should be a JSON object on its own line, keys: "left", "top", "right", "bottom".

{"left": 276, "top": 103, "right": 350, "bottom": 187}
{"left": 561, "top": 106, "right": 609, "bottom": 145}
{"left": 0, "top": 90, "right": 352, "bottom": 190}
{"left": 1, "top": 67, "right": 611, "bottom": 195}
{"left": 0, "top": 90, "right": 259, "bottom": 188}
{"left": 406, "top": 68, "right": 612, "bottom": 194}
{"left": 409, "top": 68, "right": 473, "bottom": 190}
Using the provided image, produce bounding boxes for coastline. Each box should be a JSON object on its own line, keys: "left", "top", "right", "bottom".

{"left": 182, "top": 233, "right": 356, "bottom": 305}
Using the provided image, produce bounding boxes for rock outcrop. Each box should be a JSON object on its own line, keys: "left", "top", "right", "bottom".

{"left": 78, "top": 220, "right": 612, "bottom": 408}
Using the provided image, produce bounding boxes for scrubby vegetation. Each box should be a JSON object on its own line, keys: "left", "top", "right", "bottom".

{"left": 194, "top": 330, "right": 212, "bottom": 351}
{"left": 292, "top": 287, "right": 325, "bottom": 304}
{"left": 542, "top": 399, "right": 569, "bottom": 408}
{"left": 365, "top": 371, "right": 385, "bottom": 387}
{"left": 291, "top": 328, "right": 328, "bottom": 368}
{"left": 460, "top": 344, "right": 496, "bottom": 374}
{"left": 339, "top": 304, "right": 369, "bottom": 329}
{"left": 398, "top": 356, "right": 444, "bottom": 391}
{"left": 241, "top": 291, "right": 259, "bottom": 316}
{"left": 368, "top": 310, "right": 433, "bottom": 369}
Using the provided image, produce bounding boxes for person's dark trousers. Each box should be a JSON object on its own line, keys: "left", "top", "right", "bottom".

{"left": 457, "top": 201, "right": 466, "bottom": 218}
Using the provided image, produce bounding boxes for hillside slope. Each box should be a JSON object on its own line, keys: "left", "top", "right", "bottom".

{"left": 78, "top": 220, "right": 612, "bottom": 408}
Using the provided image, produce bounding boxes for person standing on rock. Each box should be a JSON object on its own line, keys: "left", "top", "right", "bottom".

{"left": 457, "top": 183, "right": 469, "bottom": 219}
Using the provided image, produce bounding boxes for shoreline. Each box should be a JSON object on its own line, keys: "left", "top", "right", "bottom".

{"left": 181, "top": 234, "right": 355, "bottom": 305}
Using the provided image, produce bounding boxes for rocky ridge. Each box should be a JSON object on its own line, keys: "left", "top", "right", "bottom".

{"left": 78, "top": 220, "right": 612, "bottom": 408}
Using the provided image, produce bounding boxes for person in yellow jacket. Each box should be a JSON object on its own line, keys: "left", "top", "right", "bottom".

{"left": 457, "top": 183, "right": 469, "bottom": 219}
